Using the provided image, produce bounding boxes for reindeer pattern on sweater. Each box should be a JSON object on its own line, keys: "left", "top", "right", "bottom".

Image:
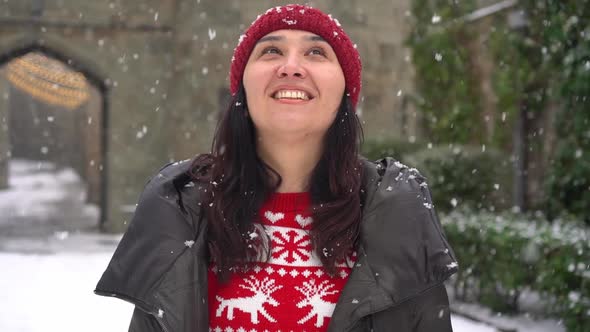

{"left": 208, "top": 192, "right": 356, "bottom": 332}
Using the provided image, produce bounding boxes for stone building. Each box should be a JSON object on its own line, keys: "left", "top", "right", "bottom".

{"left": 0, "top": 0, "right": 419, "bottom": 232}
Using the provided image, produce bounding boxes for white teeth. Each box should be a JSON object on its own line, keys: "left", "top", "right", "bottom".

{"left": 274, "top": 90, "right": 310, "bottom": 100}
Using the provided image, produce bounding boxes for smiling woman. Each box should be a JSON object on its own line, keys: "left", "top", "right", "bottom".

{"left": 95, "top": 4, "right": 459, "bottom": 332}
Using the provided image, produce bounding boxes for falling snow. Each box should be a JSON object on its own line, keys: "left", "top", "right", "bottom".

{"left": 208, "top": 28, "right": 216, "bottom": 40}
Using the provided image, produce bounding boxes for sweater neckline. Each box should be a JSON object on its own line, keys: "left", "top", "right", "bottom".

{"left": 264, "top": 191, "right": 311, "bottom": 212}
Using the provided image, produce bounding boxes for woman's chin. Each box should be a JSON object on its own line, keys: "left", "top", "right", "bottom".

{"left": 258, "top": 122, "right": 324, "bottom": 140}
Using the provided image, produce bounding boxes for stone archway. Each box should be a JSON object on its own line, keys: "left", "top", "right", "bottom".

{"left": 0, "top": 41, "right": 109, "bottom": 235}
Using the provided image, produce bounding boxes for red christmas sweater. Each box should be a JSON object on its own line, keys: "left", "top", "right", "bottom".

{"left": 208, "top": 192, "right": 356, "bottom": 332}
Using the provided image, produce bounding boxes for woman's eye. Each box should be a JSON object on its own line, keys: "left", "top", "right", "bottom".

{"left": 262, "top": 47, "right": 281, "bottom": 55}
{"left": 308, "top": 48, "right": 326, "bottom": 56}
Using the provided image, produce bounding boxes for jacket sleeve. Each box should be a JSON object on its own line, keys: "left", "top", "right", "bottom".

{"left": 128, "top": 307, "right": 164, "bottom": 332}
{"left": 413, "top": 283, "right": 453, "bottom": 332}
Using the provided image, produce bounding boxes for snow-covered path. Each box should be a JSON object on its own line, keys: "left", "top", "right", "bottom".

{"left": 0, "top": 159, "right": 98, "bottom": 239}
{"left": 0, "top": 251, "right": 132, "bottom": 332}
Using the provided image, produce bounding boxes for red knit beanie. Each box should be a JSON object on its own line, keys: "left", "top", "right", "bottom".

{"left": 229, "top": 4, "right": 362, "bottom": 108}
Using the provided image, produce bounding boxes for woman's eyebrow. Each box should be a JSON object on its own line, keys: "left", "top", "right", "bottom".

{"left": 256, "top": 35, "right": 327, "bottom": 44}
{"left": 257, "top": 35, "right": 283, "bottom": 43}
{"left": 305, "top": 35, "right": 326, "bottom": 42}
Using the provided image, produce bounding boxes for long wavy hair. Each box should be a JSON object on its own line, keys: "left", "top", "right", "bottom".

{"left": 189, "top": 83, "right": 365, "bottom": 282}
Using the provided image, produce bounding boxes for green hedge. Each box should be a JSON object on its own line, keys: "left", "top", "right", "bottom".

{"left": 443, "top": 210, "right": 590, "bottom": 332}
{"left": 404, "top": 144, "right": 512, "bottom": 212}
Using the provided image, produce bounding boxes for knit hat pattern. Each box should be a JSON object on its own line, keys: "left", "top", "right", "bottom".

{"left": 229, "top": 4, "right": 362, "bottom": 107}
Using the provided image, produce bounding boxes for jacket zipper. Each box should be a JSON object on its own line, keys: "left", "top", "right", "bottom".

{"left": 154, "top": 315, "right": 171, "bottom": 332}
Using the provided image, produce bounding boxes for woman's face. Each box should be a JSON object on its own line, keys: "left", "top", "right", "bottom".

{"left": 242, "top": 29, "right": 345, "bottom": 140}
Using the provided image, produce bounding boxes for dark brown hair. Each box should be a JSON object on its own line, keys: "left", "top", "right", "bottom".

{"left": 189, "top": 84, "right": 365, "bottom": 282}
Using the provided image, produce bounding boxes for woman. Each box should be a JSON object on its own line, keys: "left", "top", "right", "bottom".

{"left": 95, "top": 4, "right": 458, "bottom": 332}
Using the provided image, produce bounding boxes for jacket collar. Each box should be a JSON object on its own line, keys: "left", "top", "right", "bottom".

{"left": 327, "top": 158, "right": 458, "bottom": 331}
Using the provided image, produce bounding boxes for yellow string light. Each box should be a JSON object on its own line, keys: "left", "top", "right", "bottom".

{"left": 8, "top": 65, "right": 88, "bottom": 98}
{"left": 7, "top": 71, "right": 84, "bottom": 109}
{"left": 5, "top": 52, "right": 89, "bottom": 109}
{"left": 11, "top": 57, "right": 87, "bottom": 88}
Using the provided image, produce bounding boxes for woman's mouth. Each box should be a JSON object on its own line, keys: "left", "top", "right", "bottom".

{"left": 272, "top": 90, "right": 312, "bottom": 101}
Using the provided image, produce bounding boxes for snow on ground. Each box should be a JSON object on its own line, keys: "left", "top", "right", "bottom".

{"left": 0, "top": 250, "right": 133, "bottom": 332}
{"left": 450, "top": 300, "right": 566, "bottom": 332}
{"left": 0, "top": 159, "right": 74, "bottom": 216}
{"left": 452, "top": 315, "right": 496, "bottom": 332}
{"left": 0, "top": 159, "right": 98, "bottom": 238}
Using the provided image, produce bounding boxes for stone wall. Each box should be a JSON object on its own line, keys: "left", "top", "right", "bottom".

{"left": 0, "top": 0, "right": 417, "bottom": 232}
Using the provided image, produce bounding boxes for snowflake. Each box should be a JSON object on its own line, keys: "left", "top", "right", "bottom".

{"left": 277, "top": 268, "right": 287, "bottom": 276}
{"left": 272, "top": 230, "right": 311, "bottom": 263}
{"left": 237, "top": 34, "right": 247, "bottom": 45}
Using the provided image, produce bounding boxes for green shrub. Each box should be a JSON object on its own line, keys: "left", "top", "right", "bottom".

{"left": 404, "top": 144, "right": 512, "bottom": 212}
{"left": 407, "top": 0, "right": 590, "bottom": 224}
{"left": 443, "top": 210, "right": 590, "bottom": 332}
{"left": 406, "top": 0, "right": 482, "bottom": 145}
{"left": 546, "top": 77, "right": 590, "bottom": 224}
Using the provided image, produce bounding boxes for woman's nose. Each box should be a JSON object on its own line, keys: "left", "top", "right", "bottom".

{"left": 277, "top": 54, "right": 307, "bottom": 79}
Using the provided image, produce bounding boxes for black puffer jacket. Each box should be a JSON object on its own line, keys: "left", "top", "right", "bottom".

{"left": 95, "top": 157, "right": 459, "bottom": 332}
